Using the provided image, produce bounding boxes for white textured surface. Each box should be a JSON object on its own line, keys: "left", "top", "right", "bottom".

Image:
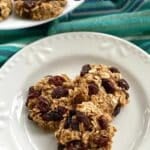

{"left": 0, "top": 32, "right": 150, "bottom": 150}
{"left": 0, "top": 0, "right": 84, "bottom": 30}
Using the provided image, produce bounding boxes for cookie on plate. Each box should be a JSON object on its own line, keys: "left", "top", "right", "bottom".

{"left": 26, "top": 74, "right": 74, "bottom": 131}
{"left": 73, "top": 64, "right": 130, "bottom": 117}
{"left": 14, "top": 0, "right": 67, "bottom": 20}
{"left": 0, "top": 0, "right": 12, "bottom": 21}
{"left": 55, "top": 102, "right": 116, "bottom": 150}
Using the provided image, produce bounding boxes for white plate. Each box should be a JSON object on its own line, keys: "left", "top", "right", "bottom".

{"left": 0, "top": 0, "right": 84, "bottom": 30}
{"left": 0, "top": 32, "right": 150, "bottom": 150}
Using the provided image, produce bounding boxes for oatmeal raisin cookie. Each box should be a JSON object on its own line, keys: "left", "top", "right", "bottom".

{"left": 26, "top": 74, "right": 74, "bottom": 130}
{"left": 74, "top": 64, "right": 130, "bottom": 117}
{"left": 14, "top": 0, "right": 67, "bottom": 20}
{"left": 55, "top": 102, "right": 116, "bottom": 150}
{"left": 0, "top": 0, "right": 12, "bottom": 21}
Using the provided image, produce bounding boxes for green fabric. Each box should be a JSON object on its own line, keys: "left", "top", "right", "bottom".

{"left": 49, "top": 10, "right": 150, "bottom": 37}
{"left": 0, "top": 0, "right": 150, "bottom": 67}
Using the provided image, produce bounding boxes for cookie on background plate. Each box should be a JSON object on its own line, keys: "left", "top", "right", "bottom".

{"left": 0, "top": 0, "right": 12, "bottom": 21}
{"left": 14, "top": 0, "right": 67, "bottom": 20}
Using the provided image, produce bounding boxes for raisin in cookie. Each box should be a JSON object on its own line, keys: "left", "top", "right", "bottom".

{"left": 74, "top": 64, "right": 130, "bottom": 117}
{"left": 14, "top": 0, "right": 67, "bottom": 20}
{"left": 0, "top": 0, "right": 12, "bottom": 21}
{"left": 26, "top": 74, "right": 74, "bottom": 130}
{"left": 55, "top": 102, "right": 116, "bottom": 150}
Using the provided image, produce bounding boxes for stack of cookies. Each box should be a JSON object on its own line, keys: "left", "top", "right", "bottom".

{"left": 0, "top": 0, "right": 67, "bottom": 21}
{"left": 26, "top": 64, "right": 130, "bottom": 150}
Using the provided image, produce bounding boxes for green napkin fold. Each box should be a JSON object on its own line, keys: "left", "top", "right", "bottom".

{"left": 49, "top": 10, "right": 150, "bottom": 37}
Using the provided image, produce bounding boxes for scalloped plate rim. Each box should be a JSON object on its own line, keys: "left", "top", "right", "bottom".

{"left": 0, "top": 32, "right": 149, "bottom": 72}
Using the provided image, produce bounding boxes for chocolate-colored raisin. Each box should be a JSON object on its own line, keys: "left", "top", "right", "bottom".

{"left": 125, "top": 91, "right": 129, "bottom": 99}
{"left": 117, "top": 79, "right": 129, "bottom": 90}
{"left": 51, "top": 86, "right": 69, "bottom": 99}
{"left": 57, "top": 106, "right": 67, "bottom": 114}
{"left": 26, "top": 87, "right": 41, "bottom": 106}
{"left": 28, "top": 86, "right": 34, "bottom": 93}
{"left": 72, "top": 94, "right": 84, "bottom": 105}
{"left": 102, "top": 79, "right": 115, "bottom": 94}
{"left": 66, "top": 140, "right": 87, "bottom": 150}
{"left": 64, "top": 110, "right": 77, "bottom": 129}
{"left": 109, "top": 67, "right": 120, "bottom": 73}
{"left": 22, "top": 11, "right": 31, "bottom": 18}
{"left": 80, "top": 64, "right": 91, "bottom": 76}
{"left": 58, "top": 143, "right": 65, "bottom": 150}
{"left": 88, "top": 82, "right": 99, "bottom": 96}
{"left": 97, "top": 115, "right": 108, "bottom": 130}
{"left": 113, "top": 103, "right": 121, "bottom": 116}
{"left": 93, "top": 136, "right": 109, "bottom": 147}
{"left": 38, "top": 97, "right": 50, "bottom": 113}
{"left": 28, "top": 86, "right": 41, "bottom": 99}
{"left": 69, "top": 110, "right": 76, "bottom": 117}
{"left": 28, "top": 115, "right": 33, "bottom": 120}
{"left": 71, "top": 119, "right": 79, "bottom": 131}
{"left": 49, "top": 75, "right": 65, "bottom": 86}
{"left": 42, "top": 111, "right": 63, "bottom": 121}
{"left": 64, "top": 116, "right": 72, "bottom": 129}
{"left": 76, "top": 111, "right": 91, "bottom": 131}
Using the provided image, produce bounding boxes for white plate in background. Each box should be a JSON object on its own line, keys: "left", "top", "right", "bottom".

{"left": 0, "top": 32, "right": 150, "bottom": 150}
{"left": 0, "top": 0, "right": 84, "bottom": 30}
